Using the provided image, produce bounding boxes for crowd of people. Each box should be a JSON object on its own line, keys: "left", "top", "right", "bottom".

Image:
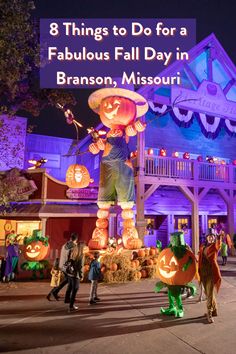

{"left": 1, "top": 226, "right": 233, "bottom": 323}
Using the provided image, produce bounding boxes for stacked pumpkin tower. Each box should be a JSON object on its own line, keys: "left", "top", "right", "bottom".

{"left": 87, "top": 85, "right": 149, "bottom": 251}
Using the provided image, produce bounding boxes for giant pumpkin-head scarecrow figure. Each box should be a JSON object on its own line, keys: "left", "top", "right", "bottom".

{"left": 21, "top": 230, "right": 50, "bottom": 279}
{"left": 87, "top": 85, "right": 148, "bottom": 250}
{"left": 155, "top": 232, "right": 197, "bottom": 318}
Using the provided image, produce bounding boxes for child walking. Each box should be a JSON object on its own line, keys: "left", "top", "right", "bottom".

{"left": 88, "top": 251, "right": 101, "bottom": 305}
{"left": 47, "top": 258, "right": 61, "bottom": 301}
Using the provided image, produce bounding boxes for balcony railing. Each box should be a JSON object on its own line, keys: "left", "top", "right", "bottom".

{"left": 133, "top": 156, "right": 236, "bottom": 184}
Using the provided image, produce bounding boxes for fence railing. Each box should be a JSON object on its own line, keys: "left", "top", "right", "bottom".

{"left": 133, "top": 156, "right": 236, "bottom": 184}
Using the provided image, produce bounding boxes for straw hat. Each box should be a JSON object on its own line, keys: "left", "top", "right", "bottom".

{"left": 88, "top": 83, "right": 149, "bottom": 118}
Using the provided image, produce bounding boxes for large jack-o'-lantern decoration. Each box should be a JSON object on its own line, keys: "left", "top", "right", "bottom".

{"left": 155, "top": 232, "right": 197, "bottom": 318}
{"left": 87, "top": 85, "right": 148, "bottom": 250}
{"left": 157, "top": 248, "right": 196, "bottom": 286}
{"left": 66, "top": 164, "right": 94, "bottom": 189}
{"left": 21, "top": 230, "right": 50, "bottom": 279}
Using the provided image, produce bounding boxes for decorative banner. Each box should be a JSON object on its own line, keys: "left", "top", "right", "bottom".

{"left": 66, "top": 188, "right": 98, "bottom": 199}
{"left": 149, "top": 101, "right": 236, "bottom": 139}
{"left": 171, "top": 80, "right": 236, "bottom": 120}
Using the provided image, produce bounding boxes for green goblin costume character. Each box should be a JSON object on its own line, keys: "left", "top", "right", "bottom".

{"left": 155, "top": 232, "right": 197, "bottom": 318}
{"left": 87, "top": 86, "right": 148, "bottom": 250}
{"left": 21, "top": 230, "right": 50, "bottom": 279}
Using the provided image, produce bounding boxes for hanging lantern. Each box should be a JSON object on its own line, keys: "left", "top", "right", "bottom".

{"left": 147, "top": 148, "right": 154, "bottom": 155}
{"left": 159, "top": 148, "right": 167, "bottom": 157}
{"left": 183, "top": 152, "right": 190, "bottom": 159}
{"left": 206, "top": 156, "right": 214, "bottom": 163}
{"left": 66, "top": 164, "right": 93, "bottom": 188}
{"left": 172, "top": 151, "right": 179, "bottom": 158}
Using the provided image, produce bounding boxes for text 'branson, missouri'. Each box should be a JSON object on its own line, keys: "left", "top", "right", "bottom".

{"left": 56, "top": 71, "right": 181, "bottom": 87}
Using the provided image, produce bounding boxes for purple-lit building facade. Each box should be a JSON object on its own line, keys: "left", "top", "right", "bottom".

{"left": 1, "top": 34, "right": 236, "bottom": 255}
{"left": 77, "top": 34, "right": 236, "bottom": 252}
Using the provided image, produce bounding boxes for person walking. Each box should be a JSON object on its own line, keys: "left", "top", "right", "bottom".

{"left": 220, "top": 230, "right": 232, "bottom": 266}
{"left": 198, "top": 234, "right": 222, "bottom": 323}
{"left": 65, "top": 242, "right": 85, "bottom": 312}
{"left": 88, "top": 251, "right": 101, "bottom": 305}
{"left": 46, "top": 232, "right": 78, "bottom": 301}
{"left": 3, "top": 233, "right": 19, "bottom": 282}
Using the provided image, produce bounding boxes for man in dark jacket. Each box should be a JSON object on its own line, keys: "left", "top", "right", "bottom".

{"left": 47, "top": 232, "right": 78, "bottom": 301}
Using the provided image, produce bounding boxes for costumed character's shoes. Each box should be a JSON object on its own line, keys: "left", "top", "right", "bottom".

{"left": 206, "top": 312, "right": 214, "bottom": 323}
{"left": 160, "top": 307, "right": 177, "bottom": 316}
{"left": 68, "top": 305, "right": 79, "bottom": 313}
{"left": 175, "top": 309, "right": 184, "bottom": 318}
{"left": 94, "top": 297, "right": 101, "bottom": 301}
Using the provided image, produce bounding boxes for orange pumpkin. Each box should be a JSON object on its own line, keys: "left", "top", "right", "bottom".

{"left": 156, "top": 248, "right": 196, "bottom": 286}
{"left": 83, "top": 264, "right": 90, "bottom": 272}
{"left": 123, "top": 219, "right": 135, "bottom": 228}
{"left": 66, "top": 164, "right": 91, "bottom": 188}
{"left": 99, "top": 96, "right": 136, "bottom": 129}
{"left": 97, "top": 209, "right": 110, "bottom": 219}
{"left": 23, "top": 241, "right": 50, "bottom": 261}
{"left": 121, "top": 209, "right": 134, "bottom": 220}
{"left": 147, "top": 259, "right": 154, "bottom": 266}
{"left": 101, "top": 266, "right": 106, "bottom": 273}
{"left": 145, "top": 248, "right": 150, "bottom": 256}
{"left": 110, "top": 263, "right": 118, "bottom": 272}
{"left": 138, "top": 249, "right": 145, "bottom": 258}
{"left": 141, "top": 269, "right": 148, "bottom": 278}
{"left": 96, "top": 218, "right": 109, "bottom": 229}
{"left": 149, "top": 248, "right": 157, "bottom": 256}
{"left": 122, "top": 227, "right": 139, "bottom": 249}
{"left": 126, "top": 238, "right": 142, "bottom": 250}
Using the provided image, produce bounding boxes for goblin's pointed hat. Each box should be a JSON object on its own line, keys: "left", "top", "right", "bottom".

{"left": 170, "top": 232, "right": 186, "bottom": 247}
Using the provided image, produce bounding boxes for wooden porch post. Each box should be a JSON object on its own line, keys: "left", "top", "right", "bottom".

{"left": 136, "top": 123, "right": 146, "bottom": 244}
{"left": 227, "top": 190, "right": 235, "bottom": 255}
{"left": 192, "top": 188, "right": 200, "bottom": 255}
{"left": 167, "top": 213, "right": 175, "bottom": 235}
{"left": 41, "top": 217, "right": 47, "bottom": 237}
{"left": 179, "top": 185, "right": 199, "bottom": 254}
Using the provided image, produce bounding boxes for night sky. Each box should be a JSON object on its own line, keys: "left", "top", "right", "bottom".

{"left": 28, "top": 0, "right": 235, "bottom": 139}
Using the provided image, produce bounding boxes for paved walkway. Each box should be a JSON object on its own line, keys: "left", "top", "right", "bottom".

{"left": 0, "top": 257, "right": 236, "bottom": 354}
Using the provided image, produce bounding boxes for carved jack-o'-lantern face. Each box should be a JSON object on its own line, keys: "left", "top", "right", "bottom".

{"left": 23, "top": 241, "right": 49, "bottom": 261}
{"left": 156, "top": 248, "right": 196, "bottom": 286}
{"left": 66, "top": 164, "right": 91, "bottom": 188}
{"left": 99, "top": 96, "right": 136, "bottom": 128}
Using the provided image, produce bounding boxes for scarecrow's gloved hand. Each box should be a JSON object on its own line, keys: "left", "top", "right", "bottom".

{"left": 125, "top": 124, "right": 137, "bottom": 136}
{"left": 96, "top": 138, "right": 105, "bottom": 150}
{"left": 134, "top": 120, "right": 146, "bottom": 132}
{"left": 89, "top": 143, "right": 100, "bottom": 154}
